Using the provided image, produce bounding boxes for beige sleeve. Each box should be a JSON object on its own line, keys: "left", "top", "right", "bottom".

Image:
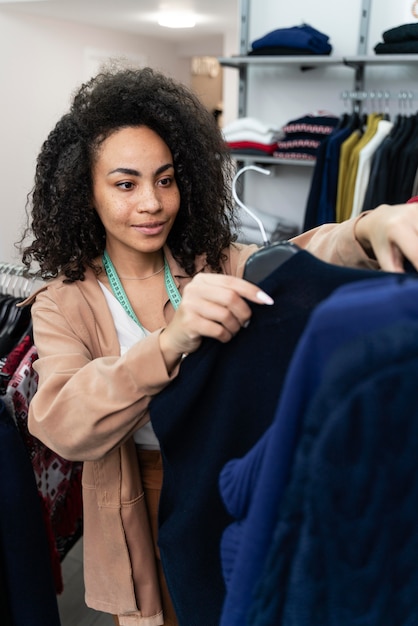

{"left": 291, "top": 213, "right": 379, "bottom": 270}
{"left": 29, "top": 294, "right": 180, "bottom": 462}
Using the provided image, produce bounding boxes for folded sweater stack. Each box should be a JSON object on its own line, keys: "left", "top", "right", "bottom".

{"left": 274, "top": 111, "right": 340, "bottom": 161}
{"left": 374, "top": 23, "right": 418, "bottom": 54}
{"left": 223, "top": 117, "right": 284, "bottom": 156}
{"left": 249, "top": 23, "right": 332, "bottom": 56}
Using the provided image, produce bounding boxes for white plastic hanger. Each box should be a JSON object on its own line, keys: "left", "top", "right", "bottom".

{"left": 232, "top": 164, "right": 301, "bottom": 284}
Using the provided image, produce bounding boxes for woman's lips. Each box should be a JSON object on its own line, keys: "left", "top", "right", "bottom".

{"left": 132, "top": 222, "right": 166, "bottom": 235}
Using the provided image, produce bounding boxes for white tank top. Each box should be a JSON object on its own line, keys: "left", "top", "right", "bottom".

{"left": 98, "top": 281, "right": 160, "bottom": 450}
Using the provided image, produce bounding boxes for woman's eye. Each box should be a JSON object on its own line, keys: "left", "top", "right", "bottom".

{"left": 116, "top": 181, "right": 134, "bottom": 190}
{"left": 159, "top": 177, "right": 172, "bottom": 187}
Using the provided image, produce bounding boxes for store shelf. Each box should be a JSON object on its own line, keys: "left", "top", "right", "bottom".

{"left": 218, "top": 55, "right": 345, "bottom": 69}
{"left": 344, "top": 54, "right": 418, "bottom": 66}
{"left": 230, "top": 153, "right": 316, "bottom": 167}
{"left": 222, "top": 0, "right": 418, "bottom": 219}
{"left": 219, "top": 53, "right": 418, "bottom": 70}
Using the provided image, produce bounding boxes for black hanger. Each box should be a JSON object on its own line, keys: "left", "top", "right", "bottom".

{"left": 243, "top": 241, "right": 301, "bottom": 283}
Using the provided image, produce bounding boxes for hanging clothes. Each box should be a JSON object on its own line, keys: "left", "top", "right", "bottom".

{"left": 218, "top": 272, "right": 418, "bottom": 626}
{"left": 349, "top": 117, "right": 394, "bottom": 218}
{"left": 335, "top": 124, "right": 363, "bottom": 222}
{"left": 384, "top": 114, "right": 417, "bottom": 204}
{"left": 0, "top": 289, "right": 33, "bottom": 363}
{"left": 303, "top": 113, "right": 354, "bottom": 229}
{"left": 0, "top": 397, "right": 61, "bottom": 625}
{"left": 148, "top": 251, "right": 401, "bottom": 626}
{"left": 359, "top": 114, "right": 418, "bottom": 211}
{"left": 304, "top": 108, "right": 418, "bottom": 226}
{"left": 360, "top": 117, "right": 404, "bottom": 213}
{"left": 337, "top": 113, "right": 383, "bottom": 222}
{"left": 309, "top": 115, "right": 358, "bottom": 227}
{"left": 0, "top": 265, "right": 83, "bottom": 596}
{"left": 389, "top": 112, "right": 418, "bottom": 203}
{"left": 3, "top": 337, "right": 83, "bottom": 593}
{"left": 250, "top": 322, "right": 418, "bottom": 626}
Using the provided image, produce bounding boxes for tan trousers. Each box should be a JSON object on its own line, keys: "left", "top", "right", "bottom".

{"left": 113, "top": 449, "right": 178, "bottom": 626}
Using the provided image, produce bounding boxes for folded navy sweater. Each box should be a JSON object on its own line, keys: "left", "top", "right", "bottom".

{"left": 251, "top": 23, "right": 332, "bottom": 55}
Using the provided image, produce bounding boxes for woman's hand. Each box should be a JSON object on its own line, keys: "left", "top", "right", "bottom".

{"left": 159, "top": 273, "right": 274, "bottom": 371}
{"left": 354, "top": 202, "right": 418, "bottom": 272}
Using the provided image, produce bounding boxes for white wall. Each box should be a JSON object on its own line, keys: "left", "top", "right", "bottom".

{"left": 4, "top": 1, "right": 414, "bottom": 263}
{"left": 221, "top": 7, "right": 241, "bottom": 126}
{"left": 225, "top": 0, "right": 418, "bottom": 231}
{"left": 0, "top": 10, "right": 232, "bottom": 264}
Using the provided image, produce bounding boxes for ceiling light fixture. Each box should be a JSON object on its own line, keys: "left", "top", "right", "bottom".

{"left": 157, "top": 12, "right": 196, "bottom": 29}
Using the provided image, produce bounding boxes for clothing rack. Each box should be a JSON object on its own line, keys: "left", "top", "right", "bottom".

{"left": 0, "top": 262, "right": 41, "bottom": 298}
{"left": 0, "top": 260, "right": 83, "bottom": 611}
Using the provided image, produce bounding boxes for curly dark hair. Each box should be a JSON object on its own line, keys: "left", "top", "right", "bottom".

{"left": 20, "top": 65, "right": 238, "bottom": 281}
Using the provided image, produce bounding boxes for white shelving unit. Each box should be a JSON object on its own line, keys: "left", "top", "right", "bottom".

{"left": 219, "top": 0, "right": 418, "bottom": 230}
{"left": 219, "top": 0, "right": 418, "bottom": 166}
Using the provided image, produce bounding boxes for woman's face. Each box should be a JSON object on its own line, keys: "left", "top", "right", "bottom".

{"left": 91, "top": 125, "right": 180, "bottom": 259}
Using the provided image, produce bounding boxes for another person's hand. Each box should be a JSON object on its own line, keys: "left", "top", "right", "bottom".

{"left": 159, "top": 273, "right": 274, "bottom": 370}
{"left": 354, "top": 202, "right": 418, "bottom": 272}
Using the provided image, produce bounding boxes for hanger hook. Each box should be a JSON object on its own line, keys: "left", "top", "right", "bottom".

{"left": 232, "top": 165, "right": 271, "bottom": 246}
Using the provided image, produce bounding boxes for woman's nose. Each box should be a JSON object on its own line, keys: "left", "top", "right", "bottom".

{"left": 138, "top": 185, "right": 161, "bottom": 212}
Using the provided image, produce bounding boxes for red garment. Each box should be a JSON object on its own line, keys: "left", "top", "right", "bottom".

{"left": 227, "top": 140, "right": 278, "bottom": 154}
{"left": 5, "top": 339, "right": 83, "bottom": 593}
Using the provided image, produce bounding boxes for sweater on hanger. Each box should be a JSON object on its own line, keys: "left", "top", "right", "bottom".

{"left": 249, "top": 318, "right": 418, "bottom": 626}
{"left": 218, "top": 273, "right": 418, "bottom": 626}
{"left": 149, "top": 253, "right": 398, "bottom": 626}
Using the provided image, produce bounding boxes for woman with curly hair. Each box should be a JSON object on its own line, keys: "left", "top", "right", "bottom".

{"left": 20, "top": 66, "right": 418, "bottom": 626}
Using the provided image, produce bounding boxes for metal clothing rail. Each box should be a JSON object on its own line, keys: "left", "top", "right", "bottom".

{"left": 341, "top": 89, "right": 417, "bottom": 101}
{"left": 341, "top": 89, "right": 417, "bottom": 114}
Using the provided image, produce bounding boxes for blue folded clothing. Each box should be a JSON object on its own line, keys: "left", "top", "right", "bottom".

{"left": 251, "top": 23, "right": 332, "bottom": 55}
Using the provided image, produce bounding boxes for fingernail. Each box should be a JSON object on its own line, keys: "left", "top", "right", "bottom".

{"left": 243, "top": 319, "right": 250, "bottom": 328}
{"left": 256, "top": 290, "right": 274, "bottom": 305}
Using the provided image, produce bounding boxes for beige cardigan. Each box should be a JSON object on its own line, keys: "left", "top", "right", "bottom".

{"left": 25, "top": 220, "right": 377, "bottom": 625}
